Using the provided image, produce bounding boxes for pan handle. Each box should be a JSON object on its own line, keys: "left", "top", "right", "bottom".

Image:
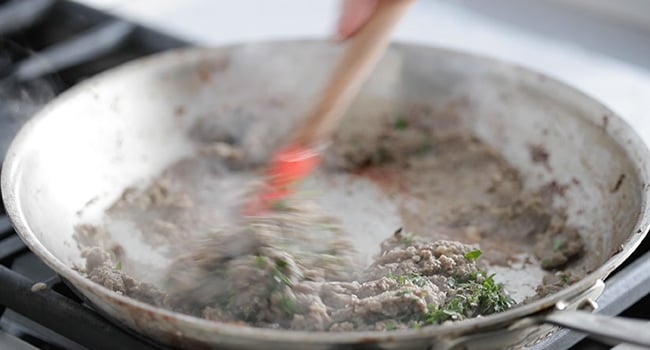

{"left": 437, "top": 276, "right": 650, "bottom": 350}
{"left": 534, "top": 279, "right": 650, "bottom": 348}
{"left": 542, "top": 309, "right": 650, "bottom": 347}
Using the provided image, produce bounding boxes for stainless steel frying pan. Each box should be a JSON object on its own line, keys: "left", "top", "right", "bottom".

{"left": 2, "top": 40, "right": 650, "bottom": 349}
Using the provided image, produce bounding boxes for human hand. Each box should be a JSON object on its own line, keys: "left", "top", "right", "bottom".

{"left": 336, "top": 0, "right": 379, "bottom": 40}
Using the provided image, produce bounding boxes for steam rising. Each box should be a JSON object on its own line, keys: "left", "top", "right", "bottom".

{"left": 0, "top": 68, "right": 58, "bottom": 158}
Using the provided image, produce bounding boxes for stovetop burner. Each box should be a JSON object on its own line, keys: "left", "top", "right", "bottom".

{"left": 0, "top": 1, "right": 648, "bottom": 349}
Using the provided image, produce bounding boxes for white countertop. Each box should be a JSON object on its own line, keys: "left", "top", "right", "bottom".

{"left": 76, "top": 0, "right": 650, "bottom": 143}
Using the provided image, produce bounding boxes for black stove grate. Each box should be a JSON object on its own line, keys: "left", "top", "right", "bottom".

{"left": 0, "top": 265, "right": 166, "bottom": 349}
{"left": 0, "top": 1, "right": 648, "bottom": 349}
{"left": 0, "top": 0, "right": 185, "bottom": 348}
{"left": 0, "top": 0, "right": 187, "bottom": 164}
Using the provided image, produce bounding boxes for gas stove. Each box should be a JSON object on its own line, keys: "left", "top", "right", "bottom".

{"left": 0, "top": 1, "right": 184, "bottom": 348}
{"left": 0, "top": 1, "right": 649, "bottom": 349}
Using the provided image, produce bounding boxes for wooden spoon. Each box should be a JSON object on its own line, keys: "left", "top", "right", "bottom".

{"left": 245, "top": 0, "right": 414, "bottom": 215}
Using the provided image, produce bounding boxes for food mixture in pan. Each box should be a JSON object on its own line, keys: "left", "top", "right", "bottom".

{"left": 81, "top": 221, "right": 514, "bottom": 330}
{"left": 74, "top": 107, "right": 585, "bottom": 331}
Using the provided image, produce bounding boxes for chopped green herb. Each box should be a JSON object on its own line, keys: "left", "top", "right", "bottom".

{"left": 273, "top": 199, "right": 290, "bottom": 211}
{"left": 272, "top": 270, "right": 293, "bottom": 287}
{"left": 422, "top": 270, "right": 514, "bottom": 325}
{"left": 388, "top": 274, "right": 406, "bottom": 284}
{"left": 396, "top": 289, "right": 411, "bottom": 296}
{"left": 389, "top": 272, "right": 428, "bottom": 287}
{"left": 114, "top": 261, "right": 122, "bottom": 270}
{"left": 474, "top": 273, "right": 514, "bottom": 314}
{"left": 320, "top": 222, "right": 343, "bottom": 233}
{"left": 541, "top": 258, "right": 554, "bottom": 269}
{"left": 270, "top": 260, "right": 293, "bottom": 288}
{"left": 385, "top": 320, "right": 397, "bottom": 331}
{"left": 278, "top": 294, "right": 301, "bottom": 314}
{"left": 414, "top": 140, "right": 433, "bottom": 156}
{"left": 376, "top": 146, "right": 391, "bottom": 163}
{"left": 401, "top": 232, "right": 415, "bottom": 244}
{"left": 464, "top": 249, "right": 483, "bottom": 260}
{"left": 424, "top": 305, "right": 447, "bottom": 324}
{"left": 408, "top": 273, "right": 428, "bottom": 287}
{"left": 553, "top": 237, "right": 566, "bottom": 251}
{"left": 255, "top": 255, "right": 267, "bottom": 267}
{"left": 394, "top": 117, "right": 409, "bottom": 130}
{"left": 560, "top": 273, "right": 571, "bottom": 283}
{"left": 447, "top": 276, "right": 458, "bottom": 288}
{"left": 276, "top": 258, "right": 288, "bottom": 269}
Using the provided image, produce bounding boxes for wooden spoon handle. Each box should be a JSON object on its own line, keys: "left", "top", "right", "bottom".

{"left": 291, "top": 0, "right": 414, "bottom": 147}
{"left": 245, "top": 0, "right": 413, "bottom": 215}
